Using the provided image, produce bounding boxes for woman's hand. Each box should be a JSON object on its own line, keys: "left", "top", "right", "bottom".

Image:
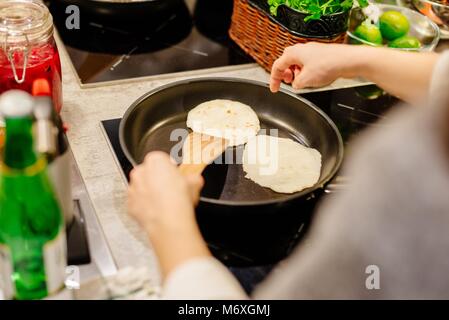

{"left": 270, "top": 42, "right": 439, "bottom": 104}
{"left": 128, "top": 151, "right": 211, "bottom": 278}
{"left": 270, "top": 42, "right": 359, "bottom": 92}
{"left": 128, "top": 151, "right": 203, "bottom": 231}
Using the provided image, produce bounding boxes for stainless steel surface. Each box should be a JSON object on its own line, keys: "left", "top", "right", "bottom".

{"left": 396, "top": 0, "right": 449, "bottom": 39}
{"left": 49, "top": 152, "right": 74, "bottom": 225}
{"left": 412, "top": 0, "right": 449, "bottom": 36}
{"left": 70, "top": 148, "right": 118, "bottom": 283}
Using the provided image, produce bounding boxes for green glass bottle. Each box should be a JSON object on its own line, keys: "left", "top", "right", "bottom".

{"left": 0, "top": 90, "right": 66, "bottom": 300}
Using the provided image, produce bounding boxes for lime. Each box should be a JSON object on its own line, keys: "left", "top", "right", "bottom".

{"left": 379, "top": 11, "right": 410, "bottom": 41}
{"left": 388, "top": 35, "right": 421, "bottom": 49}
{"left": 354, "top": 23, "right": 383, "bottom": 45}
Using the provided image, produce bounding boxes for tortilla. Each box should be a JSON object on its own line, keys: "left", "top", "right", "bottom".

{"left": 186, "top": 99, "right": 260, "bottom": 147}
{"left": 242, "top": 135, "right": 322, "bottom": 194}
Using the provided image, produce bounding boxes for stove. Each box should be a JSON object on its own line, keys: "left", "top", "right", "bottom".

{"left": 98, "top": 84, "right": 399, "bottom": 293}
{"left": 101, "top": 84, "right": 396, "bottom": 250}
{"left": 49, "top": 0, "right": 253, "bottom": 86}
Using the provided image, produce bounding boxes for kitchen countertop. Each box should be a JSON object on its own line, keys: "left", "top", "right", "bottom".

{"left": 59, "top": 34, "right": 446, "bottom": 286}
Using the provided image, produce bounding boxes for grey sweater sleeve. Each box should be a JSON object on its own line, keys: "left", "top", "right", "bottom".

{"left": 254, "top": 52, "right": 449, "bottom": 300}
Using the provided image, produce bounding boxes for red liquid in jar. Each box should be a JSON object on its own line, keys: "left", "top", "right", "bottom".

{"left": 0, "top": 41, "right": 62, "bottom": 113}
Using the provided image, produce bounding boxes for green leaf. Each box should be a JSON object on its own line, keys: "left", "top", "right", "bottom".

{"left": 357, "top": 0, "right": 369, "bottom": 8}
{"left": 267, "top": 0, "right": 363, "bottom": 20}
{"left": 340, "top": 0, "right": 353, "bottom": 10}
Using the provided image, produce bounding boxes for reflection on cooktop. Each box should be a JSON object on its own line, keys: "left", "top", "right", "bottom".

{"left": 49, "top": 0, "right": 253, "bottom": 84}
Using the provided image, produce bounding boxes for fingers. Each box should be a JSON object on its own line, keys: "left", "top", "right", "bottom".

{"left": 129, "top": 151, "right": 173, "bottom": 186}
{"left": 129, "top": 151, "right": 179, "bottom": 202}
{"left": 291, "top": 67, "right": 310, "bottom": 90}
{"left": 185, "top": 174, "right": 205, "bottom": 205}
{"left": 186, "top": 174, "right": 204, "bottom": 190}
{"left": 143, "top": 151, "right": 174, "bottom": 167}
{"left": 129, "top": 165, "right": 144, "bottom": 190}
{"left": 270, "top": 46, "right": 302, "bottom": 92}
{"left": 293, "top": 66, "right": 301, "bottom": 79}
{"left": 283, "top": 68, "right": 294, "bottom": 84}
{"left": 134, "top": 151, "right": 203, "bottom": 205}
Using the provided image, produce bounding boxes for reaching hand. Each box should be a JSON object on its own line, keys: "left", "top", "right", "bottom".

{"left": 270, "top": 42, "right": 439, "bottom": 104}
{"left": 270, "top": 42, "right": 355, "bottom": 92}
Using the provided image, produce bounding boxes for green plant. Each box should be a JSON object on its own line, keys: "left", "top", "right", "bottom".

{"left": 268, "top": 0, "right": 368, "bottom": 21}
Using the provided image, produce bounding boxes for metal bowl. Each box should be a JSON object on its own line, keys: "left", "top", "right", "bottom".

{"left": 411, "top": 0, "right": 449, "bottom": 37}
{"left": 347, "top": 3, "right": 440, "bottom": 51}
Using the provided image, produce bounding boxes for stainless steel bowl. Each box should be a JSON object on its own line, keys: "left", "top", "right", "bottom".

{"left": 411, "top": 0, "right": 449, "bottom": 37}
{"left": 347, "top": 3, "right": 440, "bottom": 51}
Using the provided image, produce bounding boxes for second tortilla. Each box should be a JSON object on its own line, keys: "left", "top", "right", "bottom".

{"left": 186, "top": 99, "right": 260, "bottom": 147}
{"left": 242, "top": 135, "right": 322, "bottom": 194}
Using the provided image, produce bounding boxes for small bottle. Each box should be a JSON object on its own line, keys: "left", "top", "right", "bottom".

{"left": 32, "top": 79, "right": 73, "bottom": 225}
{"left": 0, "top": 90, "right": 66, "bottom": 300}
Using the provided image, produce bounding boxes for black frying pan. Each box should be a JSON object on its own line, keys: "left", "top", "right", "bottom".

{"left": 120, "top": 78, "right": 344, "bottom": 265}
{"left": 51, "top": 0, "right": 183, "bottom": 23}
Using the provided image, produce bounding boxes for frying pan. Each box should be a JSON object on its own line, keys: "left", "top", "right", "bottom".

{"left": 50, "top": 0, "right": 183, "bottom": 23}
{"left": 49, "top": 0, "right": 192, "bottom": 54}
{"left": 120, "top": 78, "right": 344, "bottom": 265}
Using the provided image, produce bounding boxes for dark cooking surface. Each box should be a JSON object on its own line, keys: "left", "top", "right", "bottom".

{"left": 49, "top": 0, "right": 253, "bottom": 85}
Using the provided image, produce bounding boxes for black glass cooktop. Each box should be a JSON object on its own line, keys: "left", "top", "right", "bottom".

{"left": 49, "top": 0, "right": 253, "bottom": 85}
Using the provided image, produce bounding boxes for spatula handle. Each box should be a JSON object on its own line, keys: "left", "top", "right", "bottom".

{"left": 178, "top": 163, "right": 208, "bottom": 176}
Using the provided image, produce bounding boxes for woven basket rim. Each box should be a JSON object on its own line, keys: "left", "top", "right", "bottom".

{"left": 275, "top": 2, "right": 352, "bottom": 17}
{"left": 248, "top": 0, "right": 349, "bottom": 39}
{"left": 229, "top": 0, "right": 346, "bottom": 73}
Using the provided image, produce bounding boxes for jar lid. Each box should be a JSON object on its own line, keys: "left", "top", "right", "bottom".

{"left": 0, "top": 0, "right": 53, "bottom": 48}
{"left": 0, "top": 90, "right": 34, "bottom": 118}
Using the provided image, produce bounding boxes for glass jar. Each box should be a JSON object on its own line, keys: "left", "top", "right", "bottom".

{"left": 0, "top": 0, "right": 62, "bottom": 113}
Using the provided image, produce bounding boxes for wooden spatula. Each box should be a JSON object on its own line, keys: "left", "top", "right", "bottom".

{"left": 179, "top": 132, "right": 229, "bottom": 176}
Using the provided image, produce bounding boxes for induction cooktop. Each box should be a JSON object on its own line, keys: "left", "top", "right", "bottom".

{"left": 49, "top": 0, "right": 254, "bottom": 86}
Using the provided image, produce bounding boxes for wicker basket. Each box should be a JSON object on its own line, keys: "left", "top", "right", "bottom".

{"left": 229, "top": 0, "right": 347, "bottom": 72}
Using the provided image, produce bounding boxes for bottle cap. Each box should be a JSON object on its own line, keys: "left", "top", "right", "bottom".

{"left": 0, "top": 90, "right": 34, "bottom": 118}
{"left": 32, "top": 78, "right": 52, "bottom": 97}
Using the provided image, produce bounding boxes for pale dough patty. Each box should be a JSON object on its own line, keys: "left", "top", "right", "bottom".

{"left": 186, "top": 99, "right": 260, "bottom": 147}
{"left": 242, "top": 135, "right": 322, "bottom": 194}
